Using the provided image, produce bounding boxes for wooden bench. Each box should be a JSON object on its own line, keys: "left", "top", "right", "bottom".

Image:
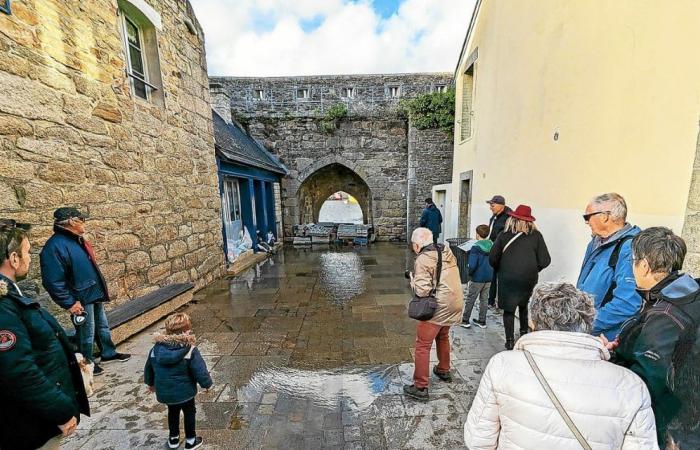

{"left": 106, "top": 282, "right": 195, "bottom": 344}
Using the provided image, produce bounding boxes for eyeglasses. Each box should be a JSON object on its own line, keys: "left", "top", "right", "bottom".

{"left": 582, "top": 211, "right": 610, "bottom": 222}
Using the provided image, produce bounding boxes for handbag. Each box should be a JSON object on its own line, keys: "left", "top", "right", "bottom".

{"left": 408, "top": 245, "right": 442, "bottom": 321}
{"left": 524, "top": 350, "right": 593, "bottom": 450}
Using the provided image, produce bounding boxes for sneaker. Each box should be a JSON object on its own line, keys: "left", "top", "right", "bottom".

{"left": 472, "top": 319, "right": 487, "bottom": 329}
{"left": 101, "top": 353, "right": 131, "bottom": 363}
{"left": 403, "top": 384, "right": 429, "bottom": 401}
{"left": 168, "top": 436, "right": 180, "bottom": 449}
{"left": 460, "top": 320, "right": 471, "bottom": 329}
{"left": 505, "top": 339, "right": 515, "bottom": 350}
{"left": 184, "top": 437, "right": 203, "bottom": 450}
{"left": 432, "top": 366, "right": 453, "bottom": 383}
{"left": 93, "top": 363, "right": 104, "bottom": 376}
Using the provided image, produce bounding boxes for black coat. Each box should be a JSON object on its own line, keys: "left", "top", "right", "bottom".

{"left": 489, "top": 230, "right": 551, "bottom": 311}
{"left": 419, "top": 204, "right": 442, "bottom": 238}
{"left": 0, "top": 274, "right": 90, "bottom": 450}
{"left": 488, "top": 206, "right": 512, "bottom": 242}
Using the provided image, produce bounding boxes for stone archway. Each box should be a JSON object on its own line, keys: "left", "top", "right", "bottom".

{"left": 296, "top": 163, "right": 373, "bottom": 225}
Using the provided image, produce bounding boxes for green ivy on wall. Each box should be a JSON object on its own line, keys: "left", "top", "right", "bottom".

{"left": 399, "top": 89, "right": 455, "bottom": 133}
{"left": 319, "top": 103, "right": 348, "bottom": 134}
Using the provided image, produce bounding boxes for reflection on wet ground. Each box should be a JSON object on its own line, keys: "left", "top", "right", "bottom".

{"left": 65, "top": 243, "right": 506, "bottom": 449}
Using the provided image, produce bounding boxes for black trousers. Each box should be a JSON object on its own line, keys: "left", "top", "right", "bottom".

{"left": 503, "top": 303, "right": 529, "bottom": 341}
{"left": 168, "top": 398, "right": 196, "bottom": 439}
{"left": 488, "top": 273, "right": 498, "bottom": 305}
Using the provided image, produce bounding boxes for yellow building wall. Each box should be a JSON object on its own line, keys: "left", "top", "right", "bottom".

{"left": 448, "top": 0, "right": 700, "bottom": 282}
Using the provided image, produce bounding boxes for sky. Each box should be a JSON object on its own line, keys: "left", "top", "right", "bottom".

{"left": 189, "top": 0, "right": 476, "bottom": 77}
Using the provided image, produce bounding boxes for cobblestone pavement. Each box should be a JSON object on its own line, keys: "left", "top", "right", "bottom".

{"left": 65, "top": 243, "right": 506, "bottom": 449}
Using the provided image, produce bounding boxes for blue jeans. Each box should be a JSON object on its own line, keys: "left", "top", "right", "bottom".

{"left": 76, "top": 302, "right": 117, "bottom": 362}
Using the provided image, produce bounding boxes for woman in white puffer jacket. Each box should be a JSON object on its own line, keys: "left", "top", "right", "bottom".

{"left": 464, "top": 282, "right": 659, "bottom": 450}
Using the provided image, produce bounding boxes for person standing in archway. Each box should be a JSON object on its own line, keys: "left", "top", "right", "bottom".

{"left": 419, "top": 198, "right": 443, "bottom": 244}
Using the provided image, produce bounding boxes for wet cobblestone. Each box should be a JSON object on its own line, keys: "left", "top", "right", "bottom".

{"left": 65, "top": 243, "right": 505, "bottom": 449}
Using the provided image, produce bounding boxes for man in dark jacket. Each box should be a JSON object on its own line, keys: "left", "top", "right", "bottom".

{"left": 608, "top": 227, "right": 700, "bottom": 448}
{"left": 0, "top": 219, "right": 89, "bottom": 450}
{"left": 40, "top": 207, "right": 130, "bottom": 375}
{"left": 419, "top": 198, "right": 443, "bottom": 244}
{"left": 486, "top": 195, "right": 512, "bottom": 307}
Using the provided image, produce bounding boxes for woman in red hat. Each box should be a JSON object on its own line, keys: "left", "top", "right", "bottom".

{"left": 488, "top": 205, "right": 551, "bottom": 349}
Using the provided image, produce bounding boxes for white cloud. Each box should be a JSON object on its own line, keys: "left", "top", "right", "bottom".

{"left": 189, "top": 0, "right": 476, "bottom": 76}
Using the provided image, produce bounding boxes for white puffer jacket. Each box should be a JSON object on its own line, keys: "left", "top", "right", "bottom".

{"left": 464, "top": 331, "right": 659, "bottom": 450}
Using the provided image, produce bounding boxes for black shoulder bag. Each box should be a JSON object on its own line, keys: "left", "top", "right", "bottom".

{"left": 600, "top": 235, "right": 635, "bottom": 308}
{"left": 408, "top": 246, "right": 442, "bottom": 321}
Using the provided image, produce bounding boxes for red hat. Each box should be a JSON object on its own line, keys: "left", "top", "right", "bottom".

{"left": 507, "top": 204, "right": 536, "bottom": 222}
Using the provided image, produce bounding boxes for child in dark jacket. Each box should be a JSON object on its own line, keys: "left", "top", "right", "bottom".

{"left": 145, "top": 313, "right": 212, "bottom": 450}
{"left": 462, "top": 224, "right": 494, "bottom": 328}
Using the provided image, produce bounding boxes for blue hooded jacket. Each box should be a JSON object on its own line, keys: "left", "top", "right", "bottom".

{"left": 419, "top": 204, "right": 442, "bottom": 238}
{"left": 468, "top": 239, "right": 494, "bottom": 283}
{"left": 144, "top": 333, "right": 212, "bottom": 405}
{"left": 577, "top": 224, "right": 642, "bottom": 339}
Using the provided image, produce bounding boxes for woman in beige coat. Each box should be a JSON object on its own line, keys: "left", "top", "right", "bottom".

{"left": 403, "top": 228, "right": 463, "bottom": 401}
{"left": 464, "top": 282, "right": 658, "bottom": 449}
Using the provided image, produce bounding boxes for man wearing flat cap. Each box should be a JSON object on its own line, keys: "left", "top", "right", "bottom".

{"left": 40, "top": 207, "right": 130, "bottom": 376}
{"left": 485, "top": 195, "right": 512, "bottom": 308}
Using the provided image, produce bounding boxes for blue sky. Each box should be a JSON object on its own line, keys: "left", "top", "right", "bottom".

{"left": 190, "top": 0, "right": 475, "bottom": 76}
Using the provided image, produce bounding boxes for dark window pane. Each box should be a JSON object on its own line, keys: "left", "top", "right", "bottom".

{"left": 129, "top": 46, "right": 144, "bottom": 75}
{"left": 125, "top": 18, "right": 140, "bottom": 47}
{"left": 133, "top": 79, "right": 147, "bottom": 99}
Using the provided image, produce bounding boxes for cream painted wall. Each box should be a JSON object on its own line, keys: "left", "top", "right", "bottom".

{"left": 447, "top": 0, "right": 700, "bottom": 283}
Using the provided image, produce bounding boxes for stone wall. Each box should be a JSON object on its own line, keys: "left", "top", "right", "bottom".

{"left": 0, "top": 0, "right": 224, "bottom": 305}
{"left": 407, "top": 125, "right": 455, "bottom": 237}
{"left": 210, "top": 74, "right": 454, "bottom": 241}
{"left": 682, "top": 122, "right": 700, "bottom": 274}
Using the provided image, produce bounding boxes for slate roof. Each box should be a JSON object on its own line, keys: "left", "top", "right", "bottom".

{"left": 212, "top": 110, "right": 288, "bottom": 175}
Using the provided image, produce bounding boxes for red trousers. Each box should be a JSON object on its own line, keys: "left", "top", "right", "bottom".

{"left": 413, "top": 321, "right": 451, "bottom": 388}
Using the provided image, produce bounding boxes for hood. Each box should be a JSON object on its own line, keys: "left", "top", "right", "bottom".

{"left": 514, "top": 330, "right": 610, "bottom": 361}
{"left": 152, "top": 333, "right": 196, "bottom": 366}
{"left": 594, "top": 223, "right": 640, "bottom": 248}
{"left": 474, "top": 239, "right": 493, "bottom": 253}
{"left": 648, "top": 272, "right": 700, "bottom": 300}
{"left": 419, "top": 244, "right": 456, "bottom": 265}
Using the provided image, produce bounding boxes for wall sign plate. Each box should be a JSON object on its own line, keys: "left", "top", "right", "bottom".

{"left": 0, "top": 0, "right": 10, "bottom": 15}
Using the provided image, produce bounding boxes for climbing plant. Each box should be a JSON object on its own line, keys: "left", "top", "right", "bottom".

{"left": 398, "top": 89, "right": 455, "bottom": 133}
{"left": 319, "top": 103, "right": 348, "bottom": 134}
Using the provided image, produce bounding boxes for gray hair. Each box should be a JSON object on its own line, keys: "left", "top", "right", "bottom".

{"left": 632, "top": 227, "right": 686, "bottom": 275}
{"left": 529, "top": 282, "right": 595, "bottom": 334}
{"left": 590, "top": 192, "right": 627, "bottom": 222}
{"left": 411, "top": 227, "right": 433, "bottom": 248}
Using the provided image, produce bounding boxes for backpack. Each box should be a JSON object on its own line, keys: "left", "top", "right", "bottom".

{"left": 600, "top": 235, "right": 635, "bottom": 308}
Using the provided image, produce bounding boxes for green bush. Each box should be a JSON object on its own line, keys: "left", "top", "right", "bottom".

{"left": 319, "top": 103, "right": 348, "bottom": 134}
{"left": 399, "top": 89, "right": 455, "bottom": 133}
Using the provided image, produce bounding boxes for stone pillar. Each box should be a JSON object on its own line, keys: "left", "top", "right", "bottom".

{"left": 682, "top": 122, "right": 700, "bottom": 273}
{"left": 209, "top": 85, "right": 232, "bottom": 124}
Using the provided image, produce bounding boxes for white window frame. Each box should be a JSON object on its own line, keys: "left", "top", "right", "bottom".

{"left": 296, "top": 88, "right": 310, "bottom": 100}
{"left": 120, "top": 12, "right": 151, "bottom": 100}
{"left": 434, "top": 85, "right": 446, "bottom": 93}
{"left": 387, "top": 85, "right": 400, "bottom": 98}
{"left": 254, "top": 89, "right": 265, "bottom": 100}
{"left": 341, "top": 87, "right": 354, "bottom": 98}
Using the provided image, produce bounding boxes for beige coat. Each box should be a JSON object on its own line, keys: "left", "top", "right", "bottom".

{"left": 411, "top": 245, "right": 464, "bottom": 326}
{"left": 464, "top": 331, "right": 659, "bottom": 450}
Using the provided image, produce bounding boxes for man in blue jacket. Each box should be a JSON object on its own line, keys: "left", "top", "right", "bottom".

{"left": 0, "top": 219, "right": 89, "bottom": 450}
{"left": 577, "top": 193, "right": 641, "bottom": 340}
{"left": 40, "top": 207, "right": 130, "bottom": 375}
{"left": 419, "top": 198, "right": 442, "bottom": 244}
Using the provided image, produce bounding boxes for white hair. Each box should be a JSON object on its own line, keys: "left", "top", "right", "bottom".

{"left": 411, "top": 227, "right": 433, "bottom": 248}
{"left": 590, "top": 192, "right": 627, "bottom": 222}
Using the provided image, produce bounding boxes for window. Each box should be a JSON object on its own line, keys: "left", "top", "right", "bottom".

{"left": 118, "top": 1, "right": 164, "bottom": 105}
{"left": 296, "top": 88, "right": 310, "bottom": 100}
{"left": 387, "top": 86, "right": 400, "bottom": 98}
{"left": 254, "top": 89, "right": 265, "bottom": 100}
{"left": 460, "top": 65, "right": 475, "bottom": 141}
{"left": 434, "top": 85, "right": 447, "bottom": 93}
{"left": 341, "top": 87, "right": 354, "bottom": 98}
{"left": 0, "top": 0, "right": 10, "bottom": 15}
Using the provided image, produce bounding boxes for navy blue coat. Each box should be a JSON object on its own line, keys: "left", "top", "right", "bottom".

{"left": 468, "top": 240, "right": 494, "bottom": 283}
{"left": 144, "top": 334, "right": 213, "bottom": 405}
{"left": 0, "top": 274, "right": 90, "bottom": 450}
{"left": 40, "top": 226, "right": 109, "bottom": 309}
{"left": 419, "top": 204, "right": 442, "bottom": 238}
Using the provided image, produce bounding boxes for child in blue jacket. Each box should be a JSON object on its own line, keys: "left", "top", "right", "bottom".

{"left": 145, "top": 313, "right": 212, "bottom": 450}
{"left": 462, "top": 224, "right": 494, "bottom": 328}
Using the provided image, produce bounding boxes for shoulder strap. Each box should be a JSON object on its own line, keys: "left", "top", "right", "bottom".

{"left": 502, "top": 232, "right": 523, "bottom": 253}
{"left": 431, "top": 246, "right": 443, "bottom": 296}
{"left": 524, "top": 350, "right": 593, "bottom": 450}
{"left": 600, "top": 235, "right": 635, "bottom": 308}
